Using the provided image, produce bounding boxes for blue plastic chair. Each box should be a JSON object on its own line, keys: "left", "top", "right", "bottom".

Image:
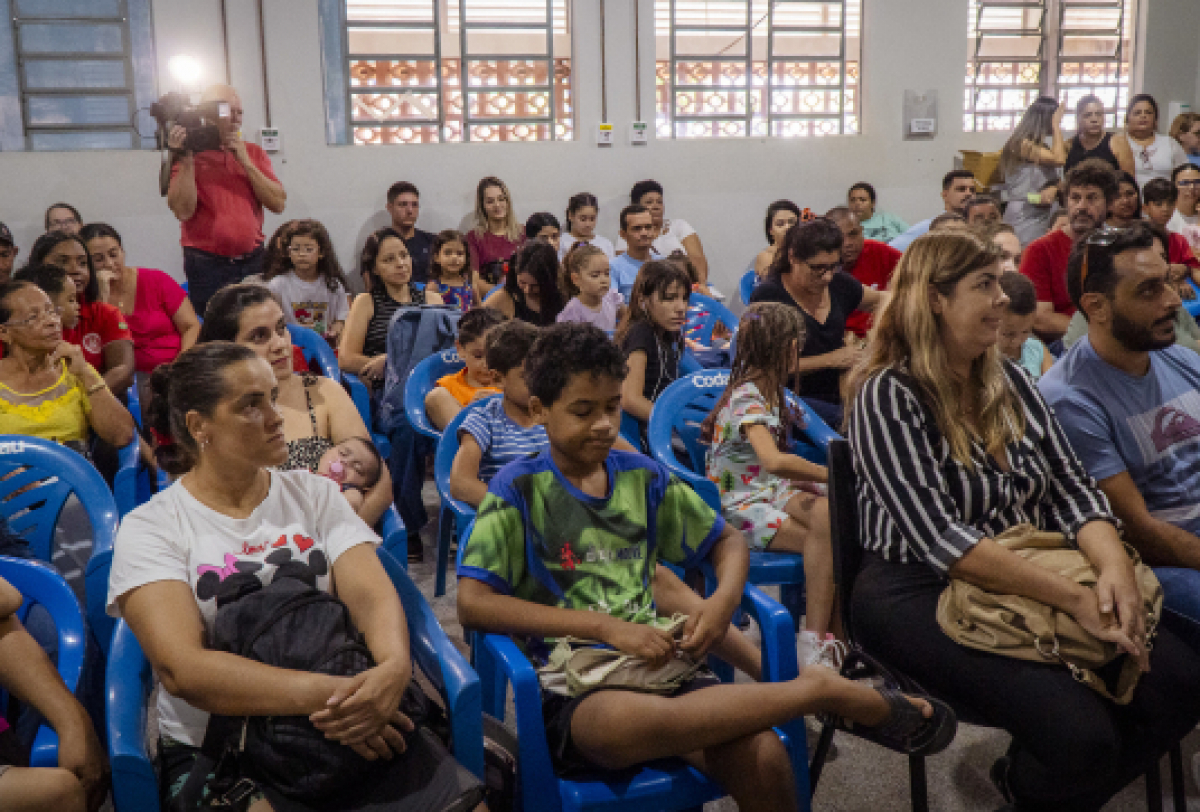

{"left": 618, "top": 352, "right": 704, "bottom": 453}
{"left": 475, "top": 583, "right": 811, "bottom": 812}
{"left": 124, "top": 380, "right": 171, "bottom": 502}
{"left": 285, "top": 325, "right": 408, "bottom": 563}
{"left": 0, "top": 556, "right": 85, "bottom": 767}
{"left": 431, "top": 395, "right": 500, "bottom": 597}
{"left": 107, "top": 546, "right": 482, "bottom": 812}
{"left": 0, "top": 436, "right": 120, "bottom": 654}
{"left": 646, "top": 371, "right": 840, "bottom": 627}
{"left": 342, "top": 371, "right": 392, "bottom": 458}
{"left": 1187, "top": 279, "right": 1200, "bottom": 318}
{"left": 739, "top": 268, "right": 758, "bottom": 306}
{"left": 685, "top": 292, "right": 738, "bottom": 347}
{"left": 404, "top": 350, "right": 464, "bottom": 443}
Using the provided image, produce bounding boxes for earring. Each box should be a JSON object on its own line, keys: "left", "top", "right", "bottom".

{"left": 198, "top": 436, "right": 210, "bottom": 451}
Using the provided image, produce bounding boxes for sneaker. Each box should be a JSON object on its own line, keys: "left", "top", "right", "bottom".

{"left": 799, "top": 632, "right": 847, "bottom": 670}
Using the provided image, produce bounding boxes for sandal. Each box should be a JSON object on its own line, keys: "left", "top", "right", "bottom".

{"left": 819, "top": 648, "right": 957, "bottom": 757}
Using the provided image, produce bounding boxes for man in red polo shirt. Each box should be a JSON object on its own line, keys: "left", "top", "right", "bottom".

{"left": 167, "top": 84, "right": 286, "bottom": 318}
{"left": 1019, "top": 159, "right": 1116, "bottom": 343}
{"left": 826, "top": 207, "right": 901, "bottom": 338}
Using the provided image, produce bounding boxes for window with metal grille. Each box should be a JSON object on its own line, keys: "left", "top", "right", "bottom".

{"left": 964, "top": 0, "right": 1137, "bottom": 133}
{"left": 339, "top": 0, "right": 573, "bottom": 145}
{"left": 0, "top": 0, "right": 156, "bottom": 151}
{"left": 654, "top": 0, "right": 861, "bottom": 139}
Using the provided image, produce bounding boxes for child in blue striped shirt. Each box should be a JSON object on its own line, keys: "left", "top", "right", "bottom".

{"left": 450, "top": 320, "right": 546, "bottom": 507}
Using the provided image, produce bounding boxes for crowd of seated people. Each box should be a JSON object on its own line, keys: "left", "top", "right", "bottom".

{"left": 9, "top": 80, "right": 1200, "bottom": 812}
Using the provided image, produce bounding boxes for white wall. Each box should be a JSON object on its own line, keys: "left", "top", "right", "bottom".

{"left": 0, "top": 0, "right": 1192, "bottom": 293}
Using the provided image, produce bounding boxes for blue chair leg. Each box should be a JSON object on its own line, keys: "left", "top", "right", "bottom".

{"left": 780, "top": 583, "right": 805, "bottom": 632}
{"left": 435, "top": 505, "right": 454, "bottom": 597}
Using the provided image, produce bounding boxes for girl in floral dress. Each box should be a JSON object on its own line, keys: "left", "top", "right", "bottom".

{"left": 702, "top": 302, "right": 842, "bottom": 667}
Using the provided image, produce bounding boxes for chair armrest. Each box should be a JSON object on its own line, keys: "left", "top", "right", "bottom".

{"left": 669, "top": 466, "right": 721, "bottom": 514}
{"left": 343, "top": 372, "right": 374, "bottom": 430}
{"left": 106, "top": 621, "right": 161, "bottom": 812}
{"left": 85, "top": 549, "right": 116, "bottom": 657}
{"left": 739, "top": 584, "right": 800, "bottom": 684}
{"left": 378, "top": 508, "right": 407, "bottom": 563}
{"left": 478, "top": 634, "right": 557, "bottom": 804}
{"left": 114, "top": 435, "right": 140, "bottom": 519}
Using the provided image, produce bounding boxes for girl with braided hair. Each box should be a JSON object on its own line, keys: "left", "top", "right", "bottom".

{"left": 700, "top": 302, "right": 841, "bottom": 667}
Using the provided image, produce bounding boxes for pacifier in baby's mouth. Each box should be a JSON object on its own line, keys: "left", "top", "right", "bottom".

{"left": 325, "top": 459, "right": 346, "bottom": 483}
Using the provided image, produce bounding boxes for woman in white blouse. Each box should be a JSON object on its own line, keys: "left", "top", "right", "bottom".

{"left": 1125, "top": 94, "right": 1188, "bottom": 189}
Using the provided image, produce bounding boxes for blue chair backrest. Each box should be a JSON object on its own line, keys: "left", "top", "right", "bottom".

{"left": 1187, "top": 279, "right": 1200, "bottom": 318}
{"left": 0, "top": 556, "right": 85, "bottom": 767}
{"left": 685, "top": 292, "right": 738, "bottom": 346}
{"left": 404, "top": 350, "right": 464, "bottom": 441}
{"left": 287, "top": 323, "right": 340, "bottom": 379}
{"left": 739, "top": 268, "right": 758, "bottom": 306}
{"left": 434, "top": 395, "right": 501, "bottom": 523}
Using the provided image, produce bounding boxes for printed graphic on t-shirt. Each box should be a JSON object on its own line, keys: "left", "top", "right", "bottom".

{"left": 290, "top": 300, "right": 330, "bottom": 335}
{"left": 1126, "top": 390, "right": 1200, "bottom": 463}
{"left": 82, "top": 332, "right": 102, "bottom": 355}
{"left": 193, "top": 531, "right": 326, "bottom": 602}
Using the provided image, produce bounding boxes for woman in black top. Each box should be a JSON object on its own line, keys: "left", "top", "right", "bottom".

{"left": 485, "top": 240, "right": 565, "bottom": 327}
{"left": 1064, "top": 94, "right": 1135, "bottom": 175}
{"left": 748, "top": 217, "right": 886, "bottom": 427}
{"left": 341, "top": 228, "right": 442, "bottom": 388}
{"left": 845, "top": 231, "right": 1200, "bottom": 810}
{"left": 616, "top": 259, "right": 690, "bottom": 430}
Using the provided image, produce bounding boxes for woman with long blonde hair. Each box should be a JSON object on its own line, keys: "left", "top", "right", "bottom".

{"left": 843, "top": 231, "right": 1200, "bottom": 810}
{"left": 466, "top": 176, "right": 524, "bottom": 295}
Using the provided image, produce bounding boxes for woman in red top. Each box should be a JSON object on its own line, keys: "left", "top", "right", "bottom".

{"left": 81, "top": 224, "right": 199, "bottom": 380}
{"left": 466, "top": 176, "right": 524, "bottom": 297}
{"left": 27, "top": 231, "right": 133, "bottom": 394}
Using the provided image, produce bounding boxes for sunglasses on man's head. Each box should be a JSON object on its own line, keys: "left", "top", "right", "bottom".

{"left": 1079, "top": 225, "right": 1128, "bottom": 292}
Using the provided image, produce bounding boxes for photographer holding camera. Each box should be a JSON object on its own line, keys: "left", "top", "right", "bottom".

{"left": 167, "top": 84, "right": 286, "bottom": 317}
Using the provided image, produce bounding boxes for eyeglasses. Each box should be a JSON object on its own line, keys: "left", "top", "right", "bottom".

{"left": 807, "top": 261, "right": 843, "bottom": 276}
{"left": 1176, "top": 179, "right": 1200, "bottom": 188}
{"left": 48, "top": 218, "right": 78, "bottom": 229}
{"left": 1078, "top": 225, "right": 1127, "bottom": 293}
{"left": 4, "top": 306, "right": 63, "bottom": 328}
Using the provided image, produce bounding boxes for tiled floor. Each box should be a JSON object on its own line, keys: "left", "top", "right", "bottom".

{"left": 410, "top": 482, "right": 1200, "bottom": 812}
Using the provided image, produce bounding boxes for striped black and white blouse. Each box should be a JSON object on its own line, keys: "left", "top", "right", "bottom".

{"left": 847, "top": 361, "right": 1116, "bottom": 576}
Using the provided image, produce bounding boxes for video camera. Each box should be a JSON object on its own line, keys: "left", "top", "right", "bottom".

{"left": 150, "top": 92, "right": 229, "bottom": 153}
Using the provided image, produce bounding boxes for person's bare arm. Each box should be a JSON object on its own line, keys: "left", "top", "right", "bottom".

{"left": 753, "top": 250, "right": 772, "bottom": 279}
{"left": 51, "top": 345, "right": 134, "bottom": 448}
{"left": 340, "top": 294, "right": 385, "bottom": 379}
{"left": 1040, "top": 343, "right": 1055, "bottom": 375}
{"left": 1020, "top": 106, "right": 1066, "bottom": 166}
{"left": 166, "top": 128, "right": 197, "bottom": 222}
{"left": 1034, "top": 302, "right": 1071, "bottom": 340}
{"left": 793, "top": 345, "right": 862, "bottom": 375}
{"left": 449, "top": 434, "right": 489, "bottom": 509}
{"left": 743, "top": 423, "right": 828, "bottom": 483}
{"left": 0, "top": 576, "right": 21, "bottom": 618}
{"left": 680, "top": 233, "right": 710, "bottom": 286}
{"left": 679, "top": 522, "right": 749, "bottom": 658}
{"left": 484, "top": 290, "right": 516, "bottom": 318}
{"left": 227, "top": 134, "right": 286, "bottom": 214}
{"left": 171, "top": 298, "right": 200, "bottom": 354}
{"left": 857, "top": 287, "right": 889, "bottom": 313}
{"left": 320, "top": 378, "right": 391, "bottom": 525}
{"left": 1099, "top": 472, "right": 1200, "bottom": 569}
{"left": 1112, "top": 133, "right": 1137, "bottom": 176}
{"left": 423, "top": 287, "right": 444, "bottom": 306}
{"left": 101, "top": 340, "right": 135, "bottom": 394}
{"left": 621, "top": 351, "right": 653, "bottom": 421}
{"left": 0, "top": 610, "right": 106, "bottom": 809}
{"left": 426, "top": 387, "right": 463, "bottom": 432}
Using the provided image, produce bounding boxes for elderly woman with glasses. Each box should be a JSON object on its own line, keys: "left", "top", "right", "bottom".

{"left": 0, "top": 280, "right": 133, "bottom": 453}
{"left": 748, "top": 216, "right": 888, "bottom": 427}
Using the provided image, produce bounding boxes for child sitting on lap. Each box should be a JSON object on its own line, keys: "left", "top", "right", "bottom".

{"left": 457, "top": 322, "right": 949, "bottom": 796}
{"left": 316, "top": 436, "right": 383, "bottom": 512}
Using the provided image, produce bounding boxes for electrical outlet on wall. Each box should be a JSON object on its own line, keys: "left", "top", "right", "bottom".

{"left": 596, "top": 123, "right": 614, "bottom": 147}
{"left": 629, "top": 122, "right": 648, "bottom": 145}
{"left": 260, "top": 128, "right": 281, "bottom": 152}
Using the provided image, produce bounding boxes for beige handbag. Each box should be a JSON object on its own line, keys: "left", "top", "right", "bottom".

{"left": 536, "top": 614, "right": 704, "bottom": 698}
{"left": 936, "top": 524, "right": 1163, "bottom": 704}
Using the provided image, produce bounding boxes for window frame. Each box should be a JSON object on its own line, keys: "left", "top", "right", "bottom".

{"left": 0, "top": 0, "right": 157, "bottom": 151}
{"left": 322, "top": 0, "right": 574, "bottom": 146}
{"left": 964, "top": 0, "right": 1138, "bottom": 133}
{"left": 655, "top": 0, "right": 862, "bottom": 140}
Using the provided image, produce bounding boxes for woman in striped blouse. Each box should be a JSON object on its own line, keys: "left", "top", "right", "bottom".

{"left": 843, "top": 231, "right": 1200, "bottom": 811}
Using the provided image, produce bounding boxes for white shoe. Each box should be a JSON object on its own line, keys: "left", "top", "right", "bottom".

{"left": 799, "top": 631, "right": 847, "bottom": 670}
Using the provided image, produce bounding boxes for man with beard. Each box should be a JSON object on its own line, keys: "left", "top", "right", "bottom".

{"left": 1020, "top": 159, "right": 1117, "bottom": 341}
{"left": 1039, "top": 221, "right": 1200, "bottom": 649}
{"left": 825, "top": 206, "right": 900, "bottom": 338}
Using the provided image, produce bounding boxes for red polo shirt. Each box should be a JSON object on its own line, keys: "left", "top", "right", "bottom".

{"left": 1169, "top": 232, "right": 1199, "bottom": 269}
{"left": 172, "top": 144, "right": 278, "bottom": 257}
{"left": 1020, "top": 229, "right": 1075, "bottom": 316}
{"left": 63, "top": 300, "right": 132, "bottom": 371}
{"left": 845, "top": 240, "right": 901, "bottom": 337}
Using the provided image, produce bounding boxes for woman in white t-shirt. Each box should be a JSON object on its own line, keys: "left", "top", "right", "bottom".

{"left": 106, "top": 342, "right": 482, "bottom": 812}
{"left": 1125, "top": 94, "right": 1188, "bottom": 189}
{"left": 617, "top": 179, "right": 717, "bottom": 295}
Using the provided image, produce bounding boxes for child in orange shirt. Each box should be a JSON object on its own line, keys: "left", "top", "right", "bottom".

{"left": 425, "top": 307, "right": 506, "bottom": 430}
